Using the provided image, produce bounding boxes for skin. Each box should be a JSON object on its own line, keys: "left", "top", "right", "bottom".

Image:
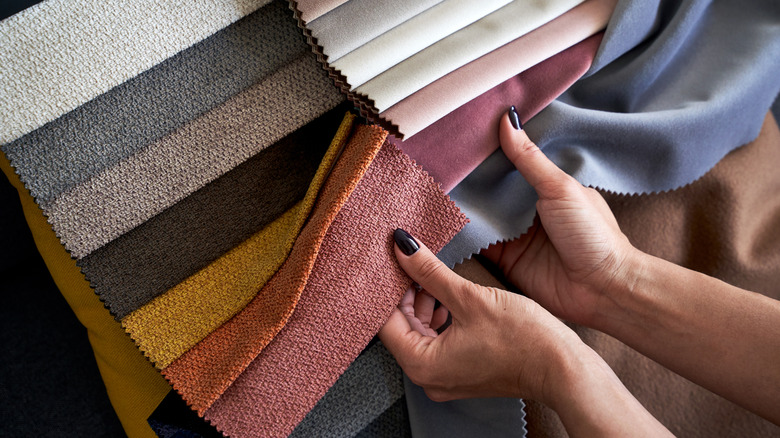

{"left": 379, "top": 112, "right": 780, "bottom": 436}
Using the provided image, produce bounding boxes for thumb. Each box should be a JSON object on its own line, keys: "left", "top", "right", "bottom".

{"left": 499, "top": 107, "right": 574, "bottom": 200}
{"left": 393, "top": 228, "right": 470, "bottom": 315}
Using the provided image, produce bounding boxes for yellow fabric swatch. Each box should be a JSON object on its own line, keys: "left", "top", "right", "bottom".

{"left": 1, "top": 154, "right": 170, "bottom": 438}
{"left": 122, "top": 112, "right": 356, "bottom": 369}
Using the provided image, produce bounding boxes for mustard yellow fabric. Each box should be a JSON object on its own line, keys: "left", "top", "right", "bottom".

{"left": 122, "top": 112, "right": 356, "bottom": 369}
{"left": 1, "top": 154, "right": 170, "bottom": 438}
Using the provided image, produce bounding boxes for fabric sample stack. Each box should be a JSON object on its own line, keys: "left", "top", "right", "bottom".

{"left": 1, "top": 1, "right": 468, "bottom": 436}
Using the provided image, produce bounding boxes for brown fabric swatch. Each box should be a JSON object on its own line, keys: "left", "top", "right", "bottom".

{"left": 78, "top": 105, "right": 348, "bottom": 320}
{"left": 203, "top": 140, "right": 468, "bottom": 438}
{"left": 162, "top": 123, "right": 389, "bottom": 414}
{"left": 524, "top": 112, "right": 780, "bottom": 437}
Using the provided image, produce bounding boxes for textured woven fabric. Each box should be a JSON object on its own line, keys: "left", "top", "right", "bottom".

{"left": 293, "top": 0, "right": 348, "bottom": 23}
{"left": 395, "top": 33, "right": 602, "bottom": 194}
{"left": 354, "top": 396, "right": 412, "bottom": 438}
{"left": 354, "top": 0, "right": 585, "bottom": 112}
{"left": 203, "top": 141, "right": 468, "bottom": 437}
{"left": 163, "top": 123, "right": 388, "bottom": 413}
{"left": 524, "top": 112, "right": 780, "bottom": 438}
{"left": 329, "top": 0, "right": 511, "bottom": 89}
{"left": 122, "top": 111, "right": 354, "bottom": 368}
{"left": 290, "top": 342, "right": 405, "bottom": 437}
{"left": 2, "top": 1, "right": 306, "bottom": 209}
{"left": 0, "top": 0, "right": 270, "bottom": 144}
{"left": 306, "top": 0, "right": 444, "bottom": 61}
{"left": 382, "top": 0, "right": 614, "bottom": 139}
{"left": 48, "top": 53, "right": 342, "bottom": 259}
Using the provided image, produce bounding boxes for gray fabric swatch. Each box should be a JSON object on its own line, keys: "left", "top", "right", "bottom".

{"left": 439, "top": 0, "right": 780, "bottom": 266}
{"left": 2, "top": 0, "right": 307, "bottom": 208}
{"left": 290, "top": 341, "right": 405, "bottom": 438}
{"left": 78, "top": 106, "right": 347, "bottom": 319}
{"left": 354, "top": 396, "right": 411, "bottom": 438}
{"left": 307, "top": 0, "right": 444, "bottom": 61}
{"left": 405, "top": 375, "right": 527, "bottom": 438}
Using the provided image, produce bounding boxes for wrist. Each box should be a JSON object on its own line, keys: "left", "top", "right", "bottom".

{"left": 591, "top": 245, "right": 652, "bottom": 332}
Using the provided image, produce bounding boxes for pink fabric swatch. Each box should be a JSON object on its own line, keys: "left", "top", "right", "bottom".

{"left": 382, "top": 0, "right": 616, "bottom": 139}
{"left": 393, "top": 33, "right": 603, "bottom": 193}
{"left": 203, "top": 141, "right": 468, "bottom": 437}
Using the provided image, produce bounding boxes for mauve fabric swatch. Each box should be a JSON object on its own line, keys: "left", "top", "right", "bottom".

{"left": 329, "top": 0, "right": 511, "bottom": 89}
{"left": 438, "top": 0, "right": 780, "bottom": 266}
{"left": 394, "top": 33, "right": 602, "bottom": 194}
{"left": 1, "top": 0, "right": 296, "bottom": 206}
{"left": 48, "top": 53, "right": 343, "bottom": 259}
{"left": 381, "top": 0, "right": 614, "bottom": 139}
{"left": 305, "top": 0, "right": 444, "bottom": 61}
{"left": 525, "top": 112, "right": 780, "bottom": 438}
{"left": 122, "top": 111, "right": 355, "bottom": 369}
{"left": 163, "top": 123, "right": 388, "bottom": 414}
{"left": 202, "top": 141, "right": 468, "bottom": 437}
{"left": 293, "top": 0, "right": 348, "bottom": 23}
{"left": 354, "top": 0, "right": 585, "bottom": 113}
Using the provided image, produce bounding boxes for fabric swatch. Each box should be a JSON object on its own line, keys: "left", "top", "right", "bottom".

{"left": 354, "top": 397, "right": 412, "bottom": 438}
{"left": 525, "top": 111, "right": 780, "bottom": 438}
{"left": 0, "top": 0, "right": 270, "bottom": 144}
{"left": 329, "top": 0, "right": 511, "bottom": 89}
{"left": 382, "top": 0, "right": 614, "bottom": 139}
{"left": 47, "top": 53, "right": 343, "bottom": 259}
{"left": 354, "top": 0, "right": 585, "bottom": 112}
{"left": 306, "top": 0, "right": 444, "bottom": 61}
{"left": 122, "top": 111, "right": 354, "bottom": 368}
{"left": 202, "top": 141, "right": 468, "bottom": 437}
{"left": 162, "top": 123, "right": 388, "bottom": 413}
{"left": 2, "top": 0, "right": 308, "bottom": 209}
{"left": 438, "top": 0, "right": 780, "bottom": 266}
{"left": 293, "top": 0, "right": 348, "bottom": 23}
{"left": 394, "top": 33, "right": 602, "bottom": 194}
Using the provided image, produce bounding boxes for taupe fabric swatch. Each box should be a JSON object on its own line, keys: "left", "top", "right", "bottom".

{"left": 78, "top": 105, "right": 349, "bottom": 320}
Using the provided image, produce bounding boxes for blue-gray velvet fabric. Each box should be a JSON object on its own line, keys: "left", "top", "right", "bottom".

{"left": 439, "top": 0, "right": 780, "bottom": 266}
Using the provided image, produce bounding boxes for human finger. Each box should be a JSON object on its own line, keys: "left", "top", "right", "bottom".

{"left": 378, "top": 308, "right": 428, "bottom": 363}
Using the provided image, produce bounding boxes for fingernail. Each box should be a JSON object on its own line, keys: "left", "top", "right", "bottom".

{"left": 508, "top": 106, "right": 522, "bottom": 130}
{"left": 394, "top": 228, "right": 419, "bottom": 256}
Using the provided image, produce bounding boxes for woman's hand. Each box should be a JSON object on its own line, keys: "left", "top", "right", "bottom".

{"left": 481, "top": 111, "right": 639, "bottom": 327}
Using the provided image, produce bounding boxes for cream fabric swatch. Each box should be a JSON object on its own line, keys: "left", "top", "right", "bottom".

{"left": 329, "top": 0, "right": 511, "bottom": 88}
{"left": 0, "top": 0, "right": 270, "bottom": 144}
{"left": 355, "top": 0, "right": 586, "bottom": 112}
{"left": 383, "top": 0, "right": 616, "bottom": 138}
{"left": 294, "top": 0, "right": 348, "bottom": 23}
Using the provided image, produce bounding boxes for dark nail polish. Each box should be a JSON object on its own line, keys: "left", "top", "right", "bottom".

{"left": 508, "top": 106, "right": 522, "bottom": 130}
{"left": 394, "top": 228, "right": 419, "bottom": 256}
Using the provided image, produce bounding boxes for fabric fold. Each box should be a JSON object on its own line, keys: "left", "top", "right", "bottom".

{"left": 162, "top": 123, "right": 389, "bottom": 414}
{"left": 121, "top": 111, "right": 354, "bottom": 368}
{"left": 202, "top": 138, "right": 468, "bottom": 438}
{"left": 293, "top": 0, "right": 348, "bottom": 24}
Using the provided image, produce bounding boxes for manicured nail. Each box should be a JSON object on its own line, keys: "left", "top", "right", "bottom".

{"left": 394, "top": 228, "right": 419, "bottom": 256}
{"left": 508, "top": 106, "right": 522, "bottom": 130}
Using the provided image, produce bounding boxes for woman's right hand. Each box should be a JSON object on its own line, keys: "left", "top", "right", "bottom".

{"left": 481, "top": 110, "right": 641, "bottom": 328}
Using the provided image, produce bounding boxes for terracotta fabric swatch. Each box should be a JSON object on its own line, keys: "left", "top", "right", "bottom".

{"left": 293, "top": 0, "right": 348, "bottom": 24}
{"left": 382, "top": 0, "right": 615, "bottom": 140}
{"left": 162, "top": 123, "right": 388, "bottom": 413}
{"left": 394, "top": 33, "right": 602, "bottom": 194}
{"left": 329, "top": 0, "right": 511, "bottom": 89}
{"left": 202, "top": 139, "right": 467, "bottom": 437}
{"left": 121, "top": 112, "right": 355, "bottom": 368}
{"left": 2, "top": 0, "right": 307, "bottom": 208}
{"left": 354, "top": 0, "right": 585, "bottom": 113}
{"left": 0, "top": 0, "right": 270, "bottom": 144}
{"left": 306, "top": 0, "right": 444, "bottom": 61}
{"left": 522, "top": 112, "right": 780, "bottom": 437}
{"left": 48, "top": 53, "right": 343, "bottom": 259}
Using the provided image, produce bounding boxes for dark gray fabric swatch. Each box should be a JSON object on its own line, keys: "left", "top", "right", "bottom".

{"left": 2, "top": 0, "right": 308, "bottom": 208}
{"left": 79, "top": 105, "right": 348, "bottom": 319}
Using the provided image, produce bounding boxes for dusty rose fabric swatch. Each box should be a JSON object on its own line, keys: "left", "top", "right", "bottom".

{"left": 521, "top": 112, "right": 780, "bottom": 437}
{"left": 202, "top": 141, "right": 468, "bottom": 437}
{"left": 162, "top": 123, "right": 388, "bottom": 414}
{"left": 393, "top": 33, "right": 602, "bottom": 193}
{"left": 381, "top": 0, "right": 616, "bottom": 139}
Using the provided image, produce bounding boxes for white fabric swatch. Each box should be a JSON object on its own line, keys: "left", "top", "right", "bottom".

{"left": 355, "top": 0, "right": 586, "bottom": 112}
{"left": 0, "top": 0, "right": 270, "bottom": 143}
{"left": 329, "top": 0, "right": 511, "bottom": 89}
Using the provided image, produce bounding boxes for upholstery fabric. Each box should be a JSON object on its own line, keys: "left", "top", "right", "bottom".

{"left": 293, "top": 0, "right": 348, "bottom": 23}
{"left": 202, "top": 141, "right": 468, "bottom": 437}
